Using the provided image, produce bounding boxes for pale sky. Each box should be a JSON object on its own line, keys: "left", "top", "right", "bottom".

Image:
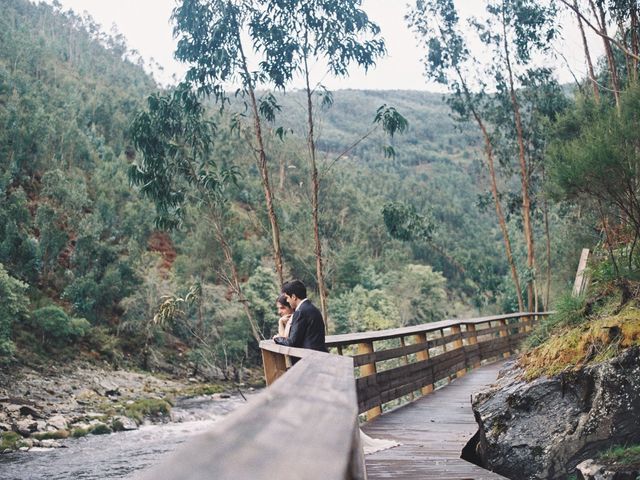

{"left": 39, "top": 0, "right": 603, "bottom": 90}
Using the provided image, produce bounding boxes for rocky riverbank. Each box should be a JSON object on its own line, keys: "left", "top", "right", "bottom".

{"left": 464, "top": 346, "right": 640, "bottom": 480}
{"left": 0, "top": 362, "right": 240, "bottom": 453}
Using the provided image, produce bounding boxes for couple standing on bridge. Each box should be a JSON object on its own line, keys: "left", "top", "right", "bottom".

{"left": 272, "top": 279, "right": 328, "bottom": 353}
{"left": 270, "top": 280, "right": 399, "bottom": 455}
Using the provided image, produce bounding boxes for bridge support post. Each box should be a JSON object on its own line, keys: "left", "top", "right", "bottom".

{"left": 499, "top": 319, "right": 510, "bottom": 358}
{"left": 413, "top": 333, "right": 433, "bottom": 395}
{"left": 262, "top": 349, "right": 287, "bottom": 386}
{"left": 452, "top": 325, "right": 466, "bottom": 378}
{"left": 358, "top": 341, "right": 382, "bottom": 420}
{"left": 467, "top": 323, "right": 481, "bottom": 368}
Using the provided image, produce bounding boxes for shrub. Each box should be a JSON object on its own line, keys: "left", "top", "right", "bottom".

{"left": 31, "top": 305, "right": 90, "bottom": 345}
{"left": 0, "top": 263, "right": 29, "bottom": 358}
{"left": 89, "top": 423, "right": 112, "bottom": 435}
{"left": 124, "top": 398, "right": 172, "bottom": 424}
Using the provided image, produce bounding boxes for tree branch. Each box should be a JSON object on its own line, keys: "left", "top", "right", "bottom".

{"left": 559, "top": 0, "right": 640, "bottom": 61}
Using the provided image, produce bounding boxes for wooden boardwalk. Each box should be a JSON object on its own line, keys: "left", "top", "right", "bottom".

{"left": 363, "top": 361, "right": 508, "bottom": 480}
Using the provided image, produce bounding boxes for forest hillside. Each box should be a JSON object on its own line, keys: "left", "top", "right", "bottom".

{"left": 0, "top": 0, "right": 583, "bottom": 378}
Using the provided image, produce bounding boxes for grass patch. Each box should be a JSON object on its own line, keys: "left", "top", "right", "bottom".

{"left": 124, "top": 398, "right": 172, "bottom": 424}
{"left": 524, "top": 293, "right": 588, "bottom": 349}
{"left": 89, "top": 423, "right": 111, "bottom": 435}
{"left": 71, "top": 427, "right": 90, "bottom": 438}
{"left": 33, "top": 430, "right": 70, "bottom": 440}
{"left": 520, "top": 305, "right": 640, "bottom": 380}
{"left": 1, "top": 431, "right": 23, "bottom": 450}
{"left": 599, "top": 444, "right": 640, "bottom": 466}
{"left": 180, "top": 383, "right": 227, "bottom": 397}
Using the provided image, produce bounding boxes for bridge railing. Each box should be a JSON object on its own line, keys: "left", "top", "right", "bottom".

{"left": 140, "top": 312, "right": 548, "bottom": 480}
{"left": 262, "top": 312, "right": 549, "bottom": 420}
{"left": 140, "top": 346, "right": 366, "bottom": 480}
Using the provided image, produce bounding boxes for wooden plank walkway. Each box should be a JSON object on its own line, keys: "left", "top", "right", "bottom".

{"left": 363, "top": 361, "right": 508, "bottom": 480}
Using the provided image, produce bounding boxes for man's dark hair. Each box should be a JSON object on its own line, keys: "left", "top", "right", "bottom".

{"left": 282, "top": 280, "right": 307, "bottom": 300}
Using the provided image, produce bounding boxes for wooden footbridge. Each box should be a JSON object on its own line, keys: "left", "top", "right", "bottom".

{"left": 140, "top": 312, "right": 547, "bottom": 480}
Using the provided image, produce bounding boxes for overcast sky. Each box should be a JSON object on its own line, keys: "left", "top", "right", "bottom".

{"left": 39, "top": 0, "right": 603, "bottom": 90}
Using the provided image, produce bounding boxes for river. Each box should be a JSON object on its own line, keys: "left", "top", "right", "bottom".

{"left": 0, "top": 393, "right": 251, "bottom": 480}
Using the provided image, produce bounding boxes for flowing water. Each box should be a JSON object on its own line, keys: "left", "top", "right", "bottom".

{"left": 0, "top": 393, "right": 251, "bottom": 480}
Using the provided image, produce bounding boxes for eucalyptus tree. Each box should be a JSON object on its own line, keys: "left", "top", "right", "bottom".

{"left": 407, "top": 0, "right": 525, "bottom": 311}
{"left": 129, "top": 83, "right": 262, "bottom": 343}
{"left": 475, "top": 0, "right": 558, "bottom": 312}
{"left": 250, "top": 0, "right": 406, "bottom": 324}
{"left": 560, "top": 0, "right": 640, "bottom": 108}
{"left": 172, "top": 0, "right": 285, "bottom": 286}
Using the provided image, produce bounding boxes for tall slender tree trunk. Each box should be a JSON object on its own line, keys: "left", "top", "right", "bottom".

{"left": 501, "top": 2, "right": 535, "bottom": 312}
{"left": 236, "top": 36, "right": 285, "bottom": 286}
{"left": 476, "top": 112, "right": 525, "bottom": 312}
{"left": 631, "top": 6, "right": 639, "bottom": 82}
{"left": 442, "top": 24, "right": 525, "bottom": 312}
{"left": 303, "top": 47, "right": 329, "bottom": 329}
{"left": 589, "top": 0, "right": 621, "bottom": 111}
{"left": 542, "top": 167, "right": 552, "bottom": 311}
{"left": 575, "top": 0, "right": 600, "bottom": 102}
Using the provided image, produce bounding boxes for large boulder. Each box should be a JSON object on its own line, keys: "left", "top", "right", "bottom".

{"left": 466, "top": 347, "right": 640, "bottom": 480}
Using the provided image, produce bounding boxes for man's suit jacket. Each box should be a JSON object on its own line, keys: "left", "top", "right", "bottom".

{"left": 274, "top": 299, "right": 327, "bottom": 352}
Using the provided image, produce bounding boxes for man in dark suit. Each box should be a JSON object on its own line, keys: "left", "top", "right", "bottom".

{"left": 273, "top": 280, "right": 327, "bottom": 352}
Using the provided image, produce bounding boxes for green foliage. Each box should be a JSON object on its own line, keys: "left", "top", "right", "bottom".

{"left": 525, "top": 293, "right": 587, "bottom": 349}
{"left": 598, "top": 444, "right": 640, "bottom": 466}
{"left": 31, "top": 306, "right": 90, "bottom": 346}
{"left": 548, "top": 85, "right": 640, "bottom": 260}
{"left": 71, "top": 427, "right": 90, "bottom": 438}
{"left": 0, "top": 262, "right": 29, "bottom": 357}
{"left": 384, "top": 264, "right": 448, "bottom": 326}
{"left": 244, "top": 266, "right": 279, "bottom": 339}
{"left": 89, "top": 423, "right": 112, "bottom": 435}
{"left": 0, "top": 431, "right": 23, "bottom": 450}
{"left": 124, "top": 398, "right": 172, "bottom": 425}
{"left": 332, "top": 286, "right": 397, "bottom": 334}
{"left": 382, "top": 202, "right": 434, "bottom": 243}
{"left": 130, "top": 83, "right": 238, "bottom": 229}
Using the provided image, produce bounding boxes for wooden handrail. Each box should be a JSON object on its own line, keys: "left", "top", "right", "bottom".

{"left": 139, "top": 350, "right": 365, "bottom": 480}
{"left": 262, "top": 312, "right": 550, "bottom": 420}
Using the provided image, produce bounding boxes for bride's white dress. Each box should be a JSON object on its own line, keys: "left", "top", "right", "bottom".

{"left": 360, "top": 429, "right": 400, "bottom": 455}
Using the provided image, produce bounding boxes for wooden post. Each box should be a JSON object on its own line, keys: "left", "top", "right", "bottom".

{"left": 452, "top": 325, "right": 466, "bottom": 378}
{"left": 413, "top": 332, "right": 433, "bottom": 395}
{"left": 357, "top": 341, "right": 382, "bottom": 420}
{"left": 573, "top": 248, "right": 590, "bottom": 296}
{"left": 467, "top": 323, "right": 481, "bottom": 368}
{"left": 262, "top": 349, "right": 287, "bottom": 386}
{"left": 499, "top": 319, "right": 510, "bottom": 358}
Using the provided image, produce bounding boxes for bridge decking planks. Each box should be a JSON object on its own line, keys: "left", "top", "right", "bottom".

{"left": 362, "top": 361, "right": 509, "bottom": 480}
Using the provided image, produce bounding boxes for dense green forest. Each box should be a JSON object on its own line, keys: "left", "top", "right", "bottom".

{"left": 1, "top": 0, "right": 620, "bottom": 378}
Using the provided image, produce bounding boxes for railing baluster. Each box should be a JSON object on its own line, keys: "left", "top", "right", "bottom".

{"left": 499, "top": 318, "right": 510, "bottom": 358}
{"left": 357, "top": 341, "right": 382, "bottom": 420}
{"left": 452, "top": 324, "right": 466, "bottom": 378}
{"left": 466, "top": 323, "right": 481, "bottom": 368}
{"left": 413, "top": 332, "right": 433, "bottom": 395}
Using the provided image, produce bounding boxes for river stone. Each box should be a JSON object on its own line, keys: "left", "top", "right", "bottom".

{"left": 467, "top": 346, "right": 640, "bottom": 480}
{"left": 14, "top": 418, "right": 38, "bottom": 436}
{"left": 112, "top": 415, "right": 138, "bottom": 431}
{"left": 47, "top": 415, "right": 68, "bottom": 430}
{"left": 19, "top": 405, "right": 43, "bottom": 418}
{"left": 39, "top": 439, "right": 63, "bottom": 448}
{"left": 0, "top": 422, "right": 10, "bottom": 431}
{"left": 576, "top": 459, "right": 640, "bottom": 480}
